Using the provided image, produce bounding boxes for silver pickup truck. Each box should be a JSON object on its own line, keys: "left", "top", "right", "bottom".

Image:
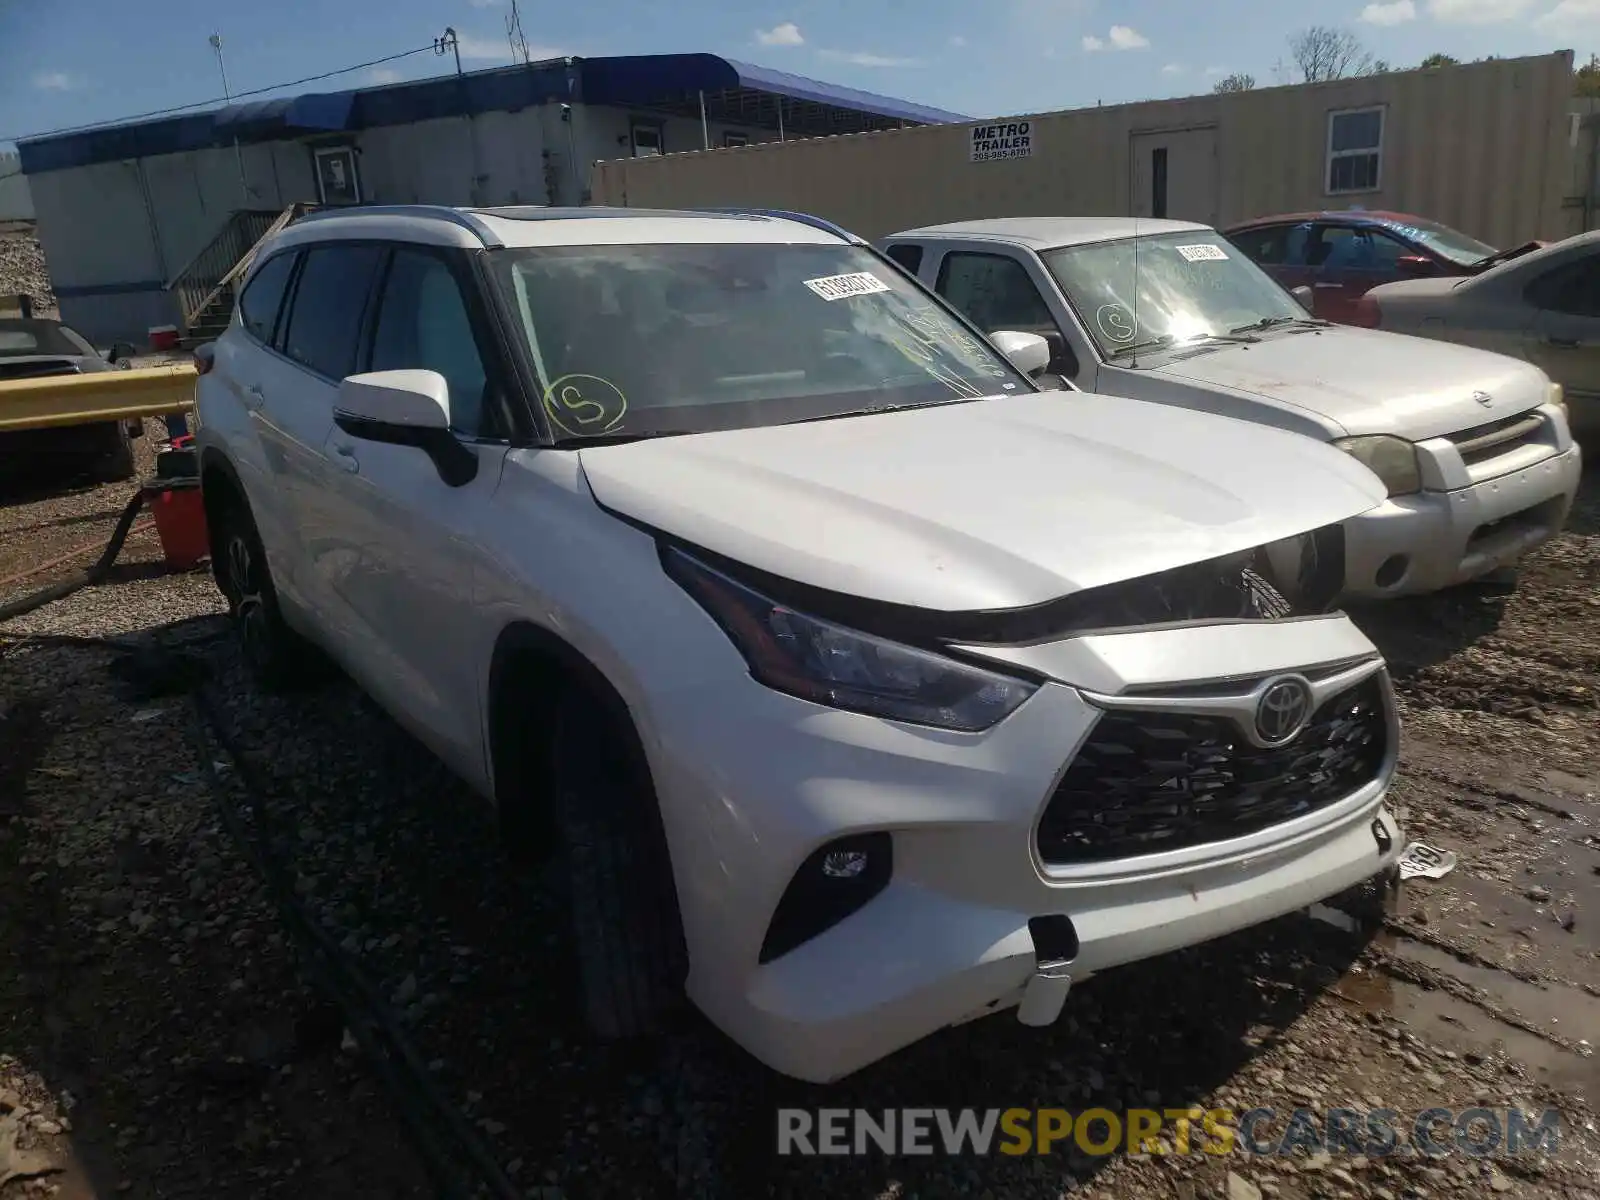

{"left": 881, "top": 218, "right": 1583, "bottom": 600}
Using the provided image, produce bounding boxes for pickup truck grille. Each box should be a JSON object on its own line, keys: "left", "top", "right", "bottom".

{"left": 1037, "top": 676, "right": 1387, "bottom": 865}
{"left": 1447, "top": 411, "right": 1545, "bottom": 468}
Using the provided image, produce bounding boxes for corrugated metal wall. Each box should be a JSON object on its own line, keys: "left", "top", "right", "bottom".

{"left": 593, "top": 52, "right": 1576, "bottom": 249}
{"left": 0, "top": 151, "right": 33, "bottom": 221}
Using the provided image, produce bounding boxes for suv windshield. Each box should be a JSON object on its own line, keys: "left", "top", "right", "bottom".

{"left": 0, "top": 319, "right": 94, "bottom": 358}
{"left": 1042, "top": 232, "right": 1308, "bottom": 362}
{"left": 488, "top": 242, "right": 1031, "bottom": 440}
{"left": 1382, "top": 218, "right": 1496, "bottom": 267}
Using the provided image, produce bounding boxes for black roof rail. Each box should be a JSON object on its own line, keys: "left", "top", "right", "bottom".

{"left": 691, "top": 207, "right": 865, "bottom": 244}
{"left": 292, "top": 204, "right": 505, "bottom": 249}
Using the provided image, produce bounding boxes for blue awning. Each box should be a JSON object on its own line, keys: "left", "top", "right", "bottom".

{"left": 212, "top": 91, "right": 357, "bottom": 138}
{"left": 578, "top": 53, "right": 968, "bottom": 125}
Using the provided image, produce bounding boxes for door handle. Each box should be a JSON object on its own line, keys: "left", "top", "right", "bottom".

{"left": 331, "top": 442, "right": 359, "bottom": 473}
{"left": 1543, "top": 336, "right": 1582, "bottom": 349}
{"left": 1312, "top": 282, "right": 1341, "bottom": 289}
{"left": 243, "top": 384, "right": 265, "bottom": 411}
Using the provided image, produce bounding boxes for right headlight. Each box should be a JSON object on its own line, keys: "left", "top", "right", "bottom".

{"left": 1332, "top": 434, "right": 1422, "bottom": 497}
{"left": 661, "top": 546, "right": 1038, "bottom": 732}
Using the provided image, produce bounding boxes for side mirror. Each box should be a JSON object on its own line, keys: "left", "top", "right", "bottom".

{"left": 1039, "top": 330, "right": 1080, "bottom": 379}
{"left": 107, "top": 341, "right": 138, "bottom": 365}
{"left": 989, "top": 330, "right": 1051, "bottom": 378}
{"left": 333, "top": 370, "right": 478, "bottom": 487}
{"left": 1396, "top": 254, "right": 1436, "bottom": 277}
{"left": 1291, "top": 285, "right": 1314, "bottom": 312}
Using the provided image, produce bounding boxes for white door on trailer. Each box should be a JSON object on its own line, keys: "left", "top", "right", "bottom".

{"left": 1129, "top": 128, "right": 1219, "bottom": 226}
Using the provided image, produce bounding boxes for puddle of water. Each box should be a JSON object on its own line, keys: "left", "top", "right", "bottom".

{"left": 1335, "top": 936, "right": 1599, "bottom": 1095}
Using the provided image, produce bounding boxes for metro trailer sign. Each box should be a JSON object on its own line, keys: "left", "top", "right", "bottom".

{"left": 969, "top": 121, "right": 1033, "bottom": 163}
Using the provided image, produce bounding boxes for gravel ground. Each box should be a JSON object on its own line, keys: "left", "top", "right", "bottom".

{"left": 1, "top": 461, "right": 1598, "bottom": 1200}
{"left": 0, "top": 226, "right": 53, "bottom": 314}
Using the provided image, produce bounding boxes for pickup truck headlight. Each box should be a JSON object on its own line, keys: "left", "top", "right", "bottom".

{"left": 1548, "top": 381, "right": 1567, "bottom": 417}
{"left": 662, "top": 546, "right": 1038, "bottom": 731}
{"left": 1333, "top": 434, "right": 1421, "bottom": 497}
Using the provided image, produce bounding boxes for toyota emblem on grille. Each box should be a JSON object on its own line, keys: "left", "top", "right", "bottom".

{"left": 1473, "top": 390, "right": 1493, "bottom": 407}
{"left": 1255, "top": 676, "right": 1314, "bottom": 745}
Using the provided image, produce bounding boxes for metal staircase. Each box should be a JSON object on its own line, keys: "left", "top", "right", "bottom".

{"left": 165, "top": 203, "right": 317, "bottom": 346}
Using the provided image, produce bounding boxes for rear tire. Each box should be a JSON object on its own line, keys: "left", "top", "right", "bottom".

{"left": 549, "top": 686, "right": 688, "bottom": 1040}
{"left": 211, "top": 497, "right": 319, "bottom": 691}
{"left": 91, "top": 422, "right": 136, "bottom": 483}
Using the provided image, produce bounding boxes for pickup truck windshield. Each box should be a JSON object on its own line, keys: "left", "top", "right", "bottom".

{"left": 488, "top": 243, "right": 1030, "bottom": 440}
{"left": 1042, "top": 233, "right": 1307, "bottom": 362}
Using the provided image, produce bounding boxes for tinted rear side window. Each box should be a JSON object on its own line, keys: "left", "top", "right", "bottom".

{"left": 281, "top": 244, "right": 383, "bottom": 378}
{"left": 238, "top": 251, "right": 297, "bottom": 345}
{"left": 884, "top": 243, "right": 924, "bottom": 275}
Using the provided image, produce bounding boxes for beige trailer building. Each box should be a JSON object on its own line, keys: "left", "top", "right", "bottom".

{"left": 593, "top": 52, "right": 1583, "bottom": 249}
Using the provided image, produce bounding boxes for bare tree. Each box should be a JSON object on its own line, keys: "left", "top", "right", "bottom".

{"left": 1211, "top": 72, "right": 1256, "bottom": 94}
{"left": 1288, "top": 26, "right": 1375, "bottom": 83}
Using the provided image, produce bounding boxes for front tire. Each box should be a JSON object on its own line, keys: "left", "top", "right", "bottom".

{"left": 549, "top": 687, "right": 688, "bottom": 1040}
{"left": 212, "top": 498, "right": 316, "bottom": 691}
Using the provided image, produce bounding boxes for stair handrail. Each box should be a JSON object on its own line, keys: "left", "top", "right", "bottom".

{"left": 170, "top": 202, "right": 316, "bottom": 330}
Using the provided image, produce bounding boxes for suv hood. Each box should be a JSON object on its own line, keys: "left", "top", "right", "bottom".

{"left": 577, "top": 392, "right": 1384, "bottom": 611}
{"left": 1150, "top": 325, "right": 1549, "bottom": 440}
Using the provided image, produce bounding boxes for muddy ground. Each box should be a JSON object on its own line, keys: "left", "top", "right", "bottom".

{"left": 0, "top": 445, "right": 1596, "bottom": 1200}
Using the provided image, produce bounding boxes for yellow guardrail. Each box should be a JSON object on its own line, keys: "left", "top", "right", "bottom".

{"left": 0, "top": 364, "right": 197, "bottom": 432}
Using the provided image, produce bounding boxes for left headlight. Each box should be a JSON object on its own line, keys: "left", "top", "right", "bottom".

{"left": 1333, "top": 434, "right": 1421, "bottom": 497}
{"left": 662, "top": 546, "right": 1038, "bottom": 732}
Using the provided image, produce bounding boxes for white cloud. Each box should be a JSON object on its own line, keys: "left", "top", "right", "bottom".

{"left": 365, "top": 67, "right": 403, "bottom": 84}
{"left": 1161, "top": 62, "right": 1184, "bottom": 74}
{"left": 756, "top": 22, "right": 804, "bottom": 47}
{"left": 1083, "top": 26, "right": 1148, "bottom": 51}
{"left": 1361, "top": 0, "right": 1417, "bottom": 24}
{"left": 819, "top": 48, "right": 921, "bottom": 66}
{"left": 1426, "top": 0, "right": 1534, "bottom": 22}
{"left": 1534, "top": 0, "right": 1600, "bottom": 32}
{"left": 453, "top": 32, "right": 566, "bottom": 61}
{"left": 950, "top": 34, "right": 969, "bottom": 46}
{"left": 33, "top": 71, "right": 76, "bottom": 90}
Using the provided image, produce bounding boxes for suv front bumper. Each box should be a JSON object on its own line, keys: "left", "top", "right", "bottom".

{"left": 643, "top": 615, "right": 1402, "bottom": 1083}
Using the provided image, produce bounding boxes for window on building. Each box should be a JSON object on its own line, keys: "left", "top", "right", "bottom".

{"left": 631, "top": 123, "right": 664, "bottom": 157}
{"left": 1150, "top": 147, "right": 1168, "bottom": 219}
{"left": 369, "top": 249, "right": 494, "bottom": 437}
{"left": 238, "top": 250, "right": 297, "bottom": 346}
{"left": 1326, "top": 106, "right": 1383, "bottom": 194}
{"left": 281, "top": 244, "right": 383, "bottom": 380}
{"left": 883, "top": 244, "right": 925, "bottom": 275}
{"left": 935, "top": 252, "right": 1059, "bottom": 335}
{"left": 722, "top": 131, "right": 749, "bottom": 148}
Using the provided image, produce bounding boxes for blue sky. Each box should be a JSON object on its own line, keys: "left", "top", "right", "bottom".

{"left": 2, "top": 0, "right": 1597, "bottom": 152}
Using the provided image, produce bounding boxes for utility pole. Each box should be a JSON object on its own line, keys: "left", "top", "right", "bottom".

{"left": 210, "top": 33, "right": 249, "bottom": 203}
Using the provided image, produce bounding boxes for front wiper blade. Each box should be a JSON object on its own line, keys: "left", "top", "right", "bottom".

{"left": 787, "top": 396, "right": 982, "bottom": 424}
{"left": 1107, "top": 335, "right": 1176, "bottom": 359}
{"left": 1229, "top": 316, "right": 1330, "bottom": 333}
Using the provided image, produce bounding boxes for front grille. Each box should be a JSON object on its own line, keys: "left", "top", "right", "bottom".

{"left": 1037, "top": 676, "right": 1388, "bottom": 865}
{"left": 1447, "top": 411, "right": 1545, "bottom": 467}
{"left": 0, "top": 360, "right": 80, "bottom": 381}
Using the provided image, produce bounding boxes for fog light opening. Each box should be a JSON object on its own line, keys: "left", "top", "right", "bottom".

{"left": 758, "top": 832, "right": 893, "bottom": 964}
{"left": 1374, "top": 554, "right": 1408, "bottom": 589}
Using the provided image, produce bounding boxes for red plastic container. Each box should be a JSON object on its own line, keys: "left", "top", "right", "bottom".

{"left": 143, "top": 479, "right": 209, "bottom": 570}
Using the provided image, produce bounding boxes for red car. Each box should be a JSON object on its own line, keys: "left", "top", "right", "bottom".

{"left": 1222, "top": 210, "right": 1543, "bottom": 326}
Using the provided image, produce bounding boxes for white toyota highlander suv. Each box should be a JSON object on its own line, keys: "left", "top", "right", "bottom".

{"left": 193, "top": 204, "right": 1404, "bottom": 1083}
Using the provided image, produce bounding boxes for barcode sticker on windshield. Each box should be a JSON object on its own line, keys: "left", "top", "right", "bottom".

{"left": 804, "top": 272, "right": 892, "bottom": 301}
{"left": 1176, "top": 244, "right": 1229, "bottom": 262}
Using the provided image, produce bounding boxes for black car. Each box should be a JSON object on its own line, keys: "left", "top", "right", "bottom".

{"left": 0, "top": 316, "right": 141, "bottom": 482}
